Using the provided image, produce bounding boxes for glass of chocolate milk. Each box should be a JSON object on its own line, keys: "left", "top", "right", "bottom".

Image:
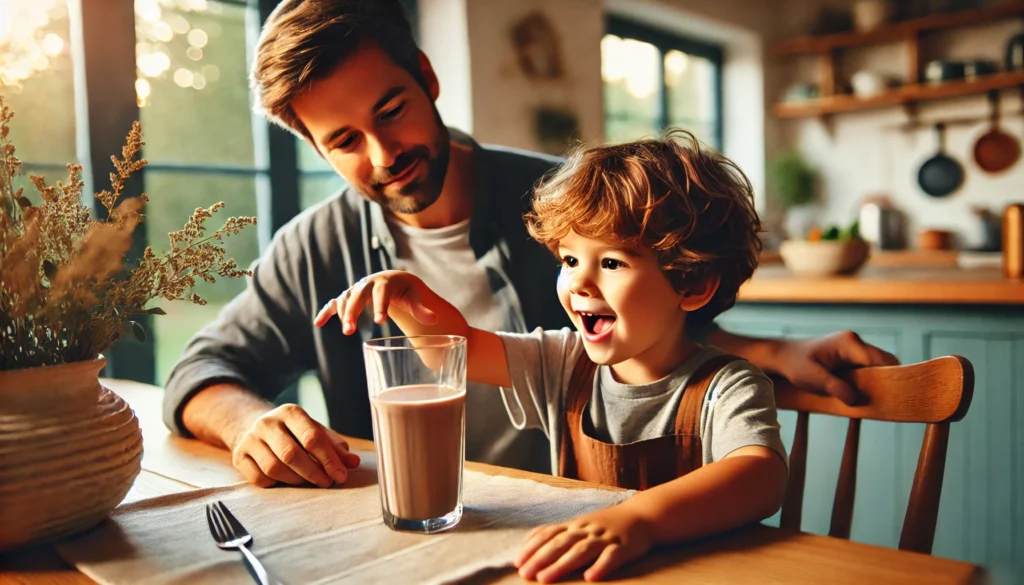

{"left": 363, "top": 335, "right": 467, "bottom": 534}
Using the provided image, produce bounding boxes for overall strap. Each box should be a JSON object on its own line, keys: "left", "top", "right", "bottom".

{"left": 557, "top": 352, "right": 598, "bottom": 478}
{"left": 674, "top": 353, "right": 741, "bottom": 471}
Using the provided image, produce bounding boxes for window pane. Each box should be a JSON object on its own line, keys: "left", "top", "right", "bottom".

{"left": 136, "top": 0, "right": 257, "bottom": 167}
{"left": 144, "top": 171, "right": 260, "bottom": 384}
{"left": 665, "top": 49, "right": 718, "bottom": 148}
{"left": 601, "top": 34, "right": 661, "bottom": 143}
{"left": 298, "top": 140, "right": 332, "bottom": 172}
{"left": 1, "top": 0, "right": 75, "bottom": 164}
{"left": 606, "top": 117, "right": 661, "bottom": 145}
{"left": 300, "top": 173, "right": 345, "bottom": 210}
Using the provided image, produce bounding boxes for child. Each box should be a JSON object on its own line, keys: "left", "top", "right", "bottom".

{"left": 314, "top": 130, "right": 787, "bottom": 583}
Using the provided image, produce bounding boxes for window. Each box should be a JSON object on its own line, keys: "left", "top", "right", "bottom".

{"left": 602, "top": 17, "right": 722, "bottom": 149}
{"left": 134, "top": 0, "right": 263, "bottom": 384}
{"left": 298, "top": 141, "right": 344, "bottom": 210}
{"left": 1, "top": 1, "right": 76, "bottom": 195}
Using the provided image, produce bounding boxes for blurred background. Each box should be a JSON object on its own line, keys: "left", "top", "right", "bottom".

{"left": 2, "top": 1, "right": 1023, "bottom": 580}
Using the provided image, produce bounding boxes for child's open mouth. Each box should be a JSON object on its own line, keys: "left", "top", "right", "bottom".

{"left": 578, "top": 311, "right": 616, "bottom": 342}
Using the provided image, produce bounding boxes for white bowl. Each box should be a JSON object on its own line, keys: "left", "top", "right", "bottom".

{"left": 779, "top": 239, "right": 870, "bottom": 277}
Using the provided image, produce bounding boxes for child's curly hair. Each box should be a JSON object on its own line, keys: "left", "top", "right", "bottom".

{"left": 526, "top": 129, "right": 762, "bottom": 326}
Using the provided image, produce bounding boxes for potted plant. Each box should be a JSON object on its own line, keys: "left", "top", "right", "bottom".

{"left": 0, "top": 97, "right": 255, "bottom": 549}
{"left": 768, "top": 149, "right": 818, "bottom": 240}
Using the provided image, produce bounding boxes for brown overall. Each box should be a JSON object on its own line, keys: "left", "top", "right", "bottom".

{"left": 556, "top": 353, "right": 739, "bottom": 491}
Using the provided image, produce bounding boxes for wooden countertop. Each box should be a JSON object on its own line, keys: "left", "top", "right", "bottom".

{"left": 739, "top": 264, "right": 1024, "bottom": 305}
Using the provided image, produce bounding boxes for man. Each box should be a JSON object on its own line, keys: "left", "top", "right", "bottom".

{"left": 163, "top": 0, "right": 897, "bottom": 488}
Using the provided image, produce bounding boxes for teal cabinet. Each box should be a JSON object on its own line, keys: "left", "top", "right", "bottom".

{"left": 719, "top": 303, "right": 1024, "bottom": 584}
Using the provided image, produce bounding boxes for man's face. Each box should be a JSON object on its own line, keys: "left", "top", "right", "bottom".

{"left": 291, "top": 42, "right": 450, "bottom": 215}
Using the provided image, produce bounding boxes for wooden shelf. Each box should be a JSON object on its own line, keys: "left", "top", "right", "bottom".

{"left": 771, "top": 2, "right": 1024, "bottom": 57}
{"left": 774, "top": 70, "right": 1024, "bottom": 118}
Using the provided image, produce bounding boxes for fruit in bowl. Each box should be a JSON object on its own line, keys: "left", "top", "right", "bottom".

{"left": 779, "top": 221, "right": 870, "bottom": 276}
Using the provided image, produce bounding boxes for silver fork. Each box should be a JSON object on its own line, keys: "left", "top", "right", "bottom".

{"left": 205, "top": 500, "right": 282, "bottom": 585}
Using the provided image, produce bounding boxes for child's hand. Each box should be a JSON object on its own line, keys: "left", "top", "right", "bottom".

{"left": 515, "top": 504, "right": 653, "bottom": 583}
{"left": 313, "top": 270, "right": 437, "bottom": 335}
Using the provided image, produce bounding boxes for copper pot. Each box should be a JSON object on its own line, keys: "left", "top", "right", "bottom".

{"left": 918, "top": 228, "right": 954, "bottom": 251}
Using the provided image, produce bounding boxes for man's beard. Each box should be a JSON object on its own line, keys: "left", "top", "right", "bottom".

{"left": 365, "top": 119, "right": 450, "bottom": 215}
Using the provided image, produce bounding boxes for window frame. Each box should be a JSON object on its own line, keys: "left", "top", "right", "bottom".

{"left": 604, "top": 16, "right": 724, "bottom": 150}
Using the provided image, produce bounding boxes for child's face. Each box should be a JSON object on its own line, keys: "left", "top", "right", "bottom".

{"left": 556, "top": 230, "right": 689, "bottom": 372}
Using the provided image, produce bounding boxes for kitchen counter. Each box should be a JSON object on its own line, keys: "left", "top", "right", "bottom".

{"left": 739, "top": 264, "right": 1024, "bottom": 305}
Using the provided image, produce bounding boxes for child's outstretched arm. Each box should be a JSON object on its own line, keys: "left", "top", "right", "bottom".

{"left": 313, "top": 270, "right": 512, "bottom": 388}
{"left": 515, "top": 446, "right": 787, "bottom": 583}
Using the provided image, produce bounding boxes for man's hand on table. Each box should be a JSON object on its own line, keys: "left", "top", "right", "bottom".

{"left": 230, "top": 404, "right": 361, "bottom": 488}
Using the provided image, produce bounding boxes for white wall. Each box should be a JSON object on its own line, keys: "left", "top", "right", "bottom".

{"left": 466, "top": 0, "right": 605, "bottom": 151}
{"left": 419, "top": 0, "right": 605, "bottom": 150}
{"left": 419, "top": 0, "right": 474, "bottom": 133}
{"left": 776, "top": 10, "right": 1024, "bottom": 248}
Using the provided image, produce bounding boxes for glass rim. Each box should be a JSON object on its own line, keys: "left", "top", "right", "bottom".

{"left": 363, "top": 334, "right": 467, "bottom": 351}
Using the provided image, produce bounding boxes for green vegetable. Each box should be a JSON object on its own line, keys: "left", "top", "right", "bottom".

{"left": 810, "top": 220, "right": 861, "bottom": 242}
{"left": 843, "top": 220, "right": 860, "bottom": 241}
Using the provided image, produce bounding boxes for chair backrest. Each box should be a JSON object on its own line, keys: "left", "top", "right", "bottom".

{"left": 773, "top": 355, "right": 974, "bottom": 554}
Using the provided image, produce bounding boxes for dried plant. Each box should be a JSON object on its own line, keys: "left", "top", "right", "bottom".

{"left": 0, "top": 96, "right": 257, "bottom": 370}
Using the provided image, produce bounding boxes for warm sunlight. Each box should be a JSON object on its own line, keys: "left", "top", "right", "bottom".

{"left": 0, "top": 0, "right": 66, "bottom": 85}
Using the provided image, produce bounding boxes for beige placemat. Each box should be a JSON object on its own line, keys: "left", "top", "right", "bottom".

{"left": 56, "top": 452, "right": 632, "bottom": 585}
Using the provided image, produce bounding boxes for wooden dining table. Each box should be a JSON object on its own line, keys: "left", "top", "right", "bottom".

{"left": 0, "top": 379, "right": 986, "bottom": 585}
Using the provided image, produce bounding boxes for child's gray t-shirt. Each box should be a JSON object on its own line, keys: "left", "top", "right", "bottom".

{"left": 496, "top": 328, "right": 788, "bottom": 474}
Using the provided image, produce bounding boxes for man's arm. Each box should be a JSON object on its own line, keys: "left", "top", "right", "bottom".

{"left": 164, "top": 222, "right": 359, "bottom": 488}
{"left": 182, "top": 383, "right": 360, "bottom": 488}
{"left": 181, "top": 383, "right": 273, "bottom": 451}
{"left": 163, "top": 223, "right": 315, "bottom": 437}
{"left": 708, "top": 326, "right": 899, "bottom": 405}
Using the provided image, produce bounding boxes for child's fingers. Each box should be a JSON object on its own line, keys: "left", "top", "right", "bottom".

{"left": 515, "top": 525, "right": 565, "bottom": 568}
{"left": 582, "top": 543, "right": 626, "bottom": 582}
{"left": 341, "top": 280, "right": 373, "bottom": 334}
{"left": 535, "top": 540, "right": 605, "bottom": 584}
{"left": 518, "top": 531, "right": 584, "bottom": 581}
{"left": 371, "top": 279, "right": 391, "bottom": 324}
{"left": 313, "top": 297, "right": 340, "bottom": 327}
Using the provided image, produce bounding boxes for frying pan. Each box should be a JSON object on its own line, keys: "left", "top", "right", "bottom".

{"left": 973, "top": 91, "right": 1020, "bottom": 174}
{"left": 917, "top": 123, "right": 963, "bottom": 198}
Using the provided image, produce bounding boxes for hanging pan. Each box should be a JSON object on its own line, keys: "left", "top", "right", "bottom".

{"left": 917, "top": 123, "right": 963, "bottom": 198}
{"left": 973, "top": 90, "right": 1020, "bottom": 174}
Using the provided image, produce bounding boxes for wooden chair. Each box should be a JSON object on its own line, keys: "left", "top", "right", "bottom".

{"left": 773, "top": 355, "right": 974, "bottom": 555}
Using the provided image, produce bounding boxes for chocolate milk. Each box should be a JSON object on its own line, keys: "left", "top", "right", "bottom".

{"left": 370, "top": 384, "right": 465, "bottom": 521}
